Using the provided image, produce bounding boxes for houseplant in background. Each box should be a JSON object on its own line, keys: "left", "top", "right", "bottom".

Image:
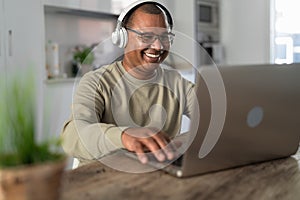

{"left": 0, "top": 71, "right": 66, "bottom": 200}
{"left": 72, "top": 44, "right": 95, "bottom": 77}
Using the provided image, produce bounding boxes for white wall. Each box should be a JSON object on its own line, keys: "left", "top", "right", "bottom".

{"left": 169, "top": 0, "right": 197, "bottom": 68}
{"left": 220, "top": 0, "right": 271, "bottom": 65}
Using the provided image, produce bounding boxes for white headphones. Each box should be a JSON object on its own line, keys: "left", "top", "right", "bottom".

{"left": 111, "top": 0, "right": 173, "bottom": 48}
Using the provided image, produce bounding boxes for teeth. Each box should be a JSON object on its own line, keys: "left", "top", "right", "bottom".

{"left": 145, "top": 53, "right": 160, "bottom": 58}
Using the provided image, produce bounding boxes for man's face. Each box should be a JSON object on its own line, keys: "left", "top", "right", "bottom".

{"left": 123, "top": 10, "right": 171, "bottom": 76}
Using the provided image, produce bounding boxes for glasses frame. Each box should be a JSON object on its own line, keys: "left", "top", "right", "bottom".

{"left": 126, "top": 27, "right": 175, "bottom": 45}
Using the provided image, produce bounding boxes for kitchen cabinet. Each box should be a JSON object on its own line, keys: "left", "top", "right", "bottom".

{"left": 44, "top": 0, "right": 111, "bottom": 13}
{"left": 0, "top": 0, "right": 43, "bottom": 73}
{"left": 0, "top": 0, "right": 44, "bottom": 137}
{"left": 1, "top": 0, "right": 119, "bottom": 142}
{"left": 0, "top": 0, "right": 4, "bottom": 72}
{"left": 42, "top": 80, "right": 79, "bottom": 138}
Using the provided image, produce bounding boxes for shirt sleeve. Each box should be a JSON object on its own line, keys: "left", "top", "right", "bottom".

{"left": 61, "top": 71, "right": 127, "bottom": 162}
{"left": 183, "top": 80, "right": 196, "bottom": 119}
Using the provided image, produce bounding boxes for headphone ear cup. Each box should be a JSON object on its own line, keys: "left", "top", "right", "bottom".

{"left": 119, "top": 27, "right": 128, "bottom": 48}
{"left": 111, "top": 29, "right": 120, "bottom": 46}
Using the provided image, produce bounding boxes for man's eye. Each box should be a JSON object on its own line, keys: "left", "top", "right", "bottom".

{"left": 142, "top": 35, "right": 155, "bottom": 41}
{"left": 160, "top": 35, "right": 170, "bottom": 41}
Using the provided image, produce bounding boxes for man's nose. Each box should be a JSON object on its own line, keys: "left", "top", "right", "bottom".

{"left": 150, "top": 37, "right": 164, "bottom": 50}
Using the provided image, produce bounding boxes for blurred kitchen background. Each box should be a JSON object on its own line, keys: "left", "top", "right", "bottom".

{"left": 0, "top": 0, "right": 299, "bottom": 141}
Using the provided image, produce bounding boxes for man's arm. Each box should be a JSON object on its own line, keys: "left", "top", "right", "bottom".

{"left": 61, "top": 71, "right": 128, "bottom": 161}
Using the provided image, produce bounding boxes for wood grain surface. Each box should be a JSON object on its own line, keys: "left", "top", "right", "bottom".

{"left": 60, "top": 148, "right": 300, "bottom": 200}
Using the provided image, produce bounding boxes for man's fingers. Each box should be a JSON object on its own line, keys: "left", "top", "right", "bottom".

{"left": 133, "top": 142, "right": 148, "bottom": 164}
{"left": 152, "top": 134, "right": 177, "bottom": 160}
{"left": 122, "top": 128, "right": 183, "bottom": 163}
{"left": 141, "top": 137, "right": 166, "bottom": 162}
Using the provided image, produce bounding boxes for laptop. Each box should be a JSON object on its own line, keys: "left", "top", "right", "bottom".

{"left": 106, "top": 63, "right": 300, "bottom": 178}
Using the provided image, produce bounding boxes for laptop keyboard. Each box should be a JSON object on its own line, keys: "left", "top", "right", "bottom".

{"left": 125, "top": 151, "right": 184, "bottom": 167}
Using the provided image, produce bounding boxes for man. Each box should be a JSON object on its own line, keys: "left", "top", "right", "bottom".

{"left": 61, "top": 2, "right": 195, "bottom": 166}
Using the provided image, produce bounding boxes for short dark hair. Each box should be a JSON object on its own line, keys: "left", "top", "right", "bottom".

{"left": 123, "top": 3, "right": 164, "bottom": 28}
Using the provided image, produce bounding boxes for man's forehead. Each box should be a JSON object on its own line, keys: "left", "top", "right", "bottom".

{"left": 130, "top": 10, "right": 168, "bottom": 29}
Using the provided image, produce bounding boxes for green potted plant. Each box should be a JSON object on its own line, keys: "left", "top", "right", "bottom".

{"left": 0, "top": 72, "right": 66, "bottom": 200}
{"left": 72, "top": 44, "right": 95, "bottom": 76}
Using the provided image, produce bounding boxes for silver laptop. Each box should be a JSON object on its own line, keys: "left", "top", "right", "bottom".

{"left": 110, "top": 63, "right": 300, "bottom": 177}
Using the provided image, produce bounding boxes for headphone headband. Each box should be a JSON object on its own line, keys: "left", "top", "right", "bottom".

{"left": 117, "top": 0, "right": 173, "bottom": 30}
{"left": 112, "top": 0, "right": 173, "bottom": 48}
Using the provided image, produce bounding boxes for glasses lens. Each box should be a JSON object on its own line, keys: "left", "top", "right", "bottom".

{"left": 141, "top": 34, "right": 156, "bottom": 43}
{"left": 160, "top": 34, "right": 173, "bottom": 43}
{"left": 140, "top": 33, "right": 174, "bottom": 44}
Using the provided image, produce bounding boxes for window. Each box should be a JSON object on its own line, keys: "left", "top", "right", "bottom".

{"left": 272, "top": 0, "right": 300, "bottom": 64}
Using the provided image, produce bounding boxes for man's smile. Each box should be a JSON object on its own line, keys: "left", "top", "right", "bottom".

{"left": 143, "top": 50, "right": 165, "bottom": 62}
{"left": 145, "top": 52, "right": 160, "bottom": 58}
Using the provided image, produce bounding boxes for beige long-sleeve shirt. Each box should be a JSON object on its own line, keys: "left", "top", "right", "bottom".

{"left": 61, "top": 61, "right": 195, "bottom": 165}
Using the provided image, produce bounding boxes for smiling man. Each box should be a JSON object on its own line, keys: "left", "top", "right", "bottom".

{"left": 61, "top": 1, "right": 195, "bottom": 166}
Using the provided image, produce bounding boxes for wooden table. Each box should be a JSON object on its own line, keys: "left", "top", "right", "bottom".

{"left": 60, "top": 148, "right": 300, "bottom": 200}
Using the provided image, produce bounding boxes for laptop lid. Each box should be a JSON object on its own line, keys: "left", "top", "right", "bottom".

{"left": 178, "top": 63, "right": 300, "bottom": 177}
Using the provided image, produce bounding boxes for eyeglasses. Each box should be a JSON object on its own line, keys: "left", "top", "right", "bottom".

{"left": 126, "top": 27, "right": 175, "bottom": 45}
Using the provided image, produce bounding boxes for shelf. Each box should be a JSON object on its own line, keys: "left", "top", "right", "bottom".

{"left": 44, "top": 5, "right": 118, "bottom": 20}
{"left": 44, "top": 77, "right": 80, "bottom": 84}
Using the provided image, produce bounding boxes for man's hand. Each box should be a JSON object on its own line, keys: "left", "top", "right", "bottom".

{"left": 121, "top": 127, "right": 177, "bottom": 164}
